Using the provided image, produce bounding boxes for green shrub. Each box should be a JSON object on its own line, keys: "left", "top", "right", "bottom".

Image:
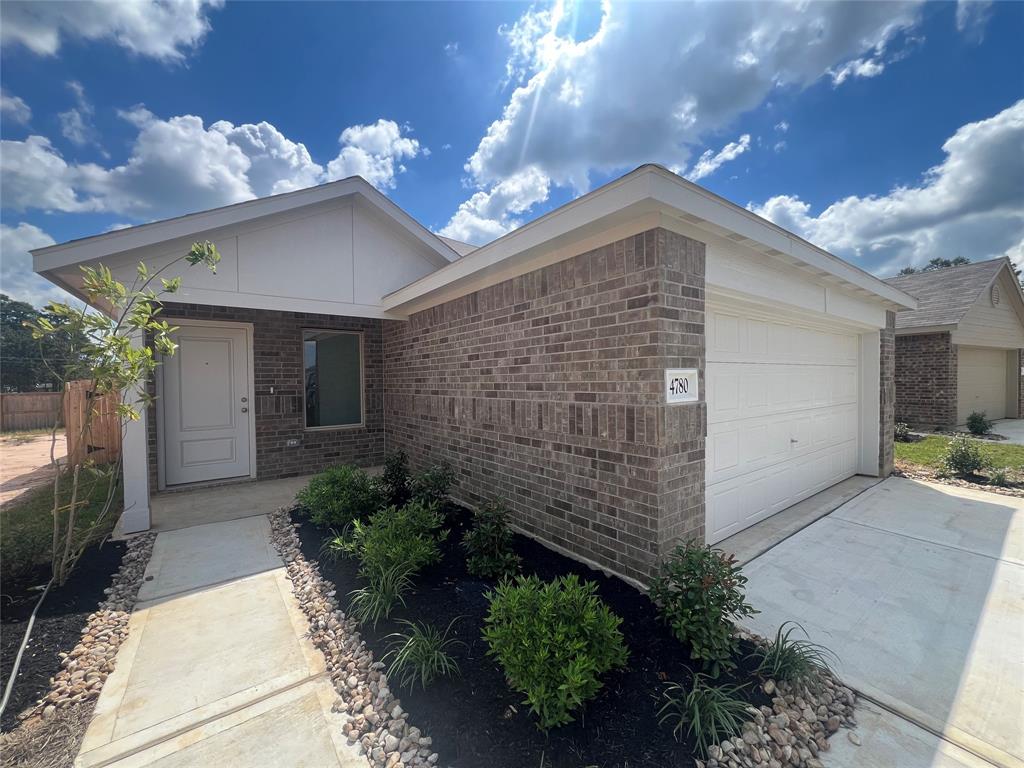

{"left": 750, "top": 621, "right": 837, "bottom": 686}
{"left": 482, "top": 574, "right": 628, "bottom": 730}
{"left": 990, "top": 466, "right": 1011, "bottom": 487}
{"left": 297, "top": 466, "right": 384, "bottom": 529}
{"left": 966, "top": 411, "right": 993, "bottom": 436}
{"left": 657, "top": 675, "right": 749, "bottom": 757}
{"left": 410, "top": 462, "right": 454, "bottom": 506}
{"left": 462, "top": 500, "right": 521, "bottom": 579}
{"left": 894, "top": 422, "right": 912, "bottom": 442}
{"left": 332, "top": 500, "right": 448, "bottom": 577}
{"left": 347, "top": 563, "right": 414, "bottom": 628}
{"left": 648, "top": 543, "right": 756, "bottom": 677}
{"left": 379, "top": 451, "right": 410, "bottom": 507}
{"left": 941, "top": 434, "right": 985, "bottom": 477}
{"left": 382, "top": 618, "right": 463, "bottom": 690}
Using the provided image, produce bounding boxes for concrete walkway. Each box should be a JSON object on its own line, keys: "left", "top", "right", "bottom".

{"left": 75, "top": 515, "right": 366, "bottom": 768}
{"left": 742, "top": 476, "right": 1023, "bottom": 768}
{"left": 990, "top": 419, "right": 1024, "bottom": 446}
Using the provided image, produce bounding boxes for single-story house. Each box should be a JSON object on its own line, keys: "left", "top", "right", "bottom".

{"left": 32, "top": 165, "right": 916, "bottom": 583}
{"left": 884, "top": 258, "right": 1024, "bottom": 428}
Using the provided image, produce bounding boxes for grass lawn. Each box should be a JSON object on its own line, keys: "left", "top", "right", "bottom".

{"left": 896, "top": 435, "right": 1024, "bottom": 471}
{"left": 0, "top": 468, "right": 121, "bottom": 587}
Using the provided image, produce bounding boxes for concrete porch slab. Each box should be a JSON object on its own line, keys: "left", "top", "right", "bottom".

{"left": 149, "top": 475, "right": 312, "bottom": 532}
{"left": 741, "top": 477, "right": 1024, "bottom": 767}
{"left": 990, "top": 418, "right": 1024, "bottom": 446}
{"left": 136, "top": 516, "right": 281, "bottom": 602}
{"left": 718, "top": 475, "right": 881, "bottom": 565}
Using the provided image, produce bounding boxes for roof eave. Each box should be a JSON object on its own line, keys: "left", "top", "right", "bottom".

{"left": 383, "top": 165, "right": 917, "bottom": 315}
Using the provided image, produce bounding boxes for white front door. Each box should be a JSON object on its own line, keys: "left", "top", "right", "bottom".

{"left": 705, "top": 304, "right": 861, "bottom": 543}
{"left": 162, "top": 323, "right": 253, "bottom": 486}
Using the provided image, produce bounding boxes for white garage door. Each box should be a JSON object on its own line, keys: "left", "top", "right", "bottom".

{"left": 706, "top": 305, "right": 861, "bottom": 543}
{"left": 957, "top": 346, "right": 1007, "bottom": 423}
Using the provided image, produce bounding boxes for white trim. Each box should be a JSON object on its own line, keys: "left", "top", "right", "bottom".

{"left": 121, "top": 329, "right": 151, "bottom": 533}
{"left": 155, "top": 318, "right": 257, "bottom": 491}
{"left": 893, "top": 324, "right": 957, "bottom": 336}
{"left": 32, "top": 176, "right": 460, "bottom": 272}
{"left": 382, "top": 166, "right": 917, "bottom": 315}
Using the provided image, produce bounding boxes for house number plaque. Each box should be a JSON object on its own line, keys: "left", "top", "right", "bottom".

{"left": 665, "top": 369, "right": 698, "bottom": 404}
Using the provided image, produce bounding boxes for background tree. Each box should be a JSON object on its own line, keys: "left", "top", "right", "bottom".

{"left": 1, "top": 295, "right": 89, "bottom": 392}
{"left": 897, "top": 256, "right": 972, "bottom": 276}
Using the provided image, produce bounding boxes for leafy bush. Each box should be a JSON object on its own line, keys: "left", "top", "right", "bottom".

{"left": 462, "top": 500, "right": 521, "bottom": 579}
{"left": 750, "top": 621, "right": 837, "bottom": 686}
{"left": 941, "top": 434, "right": 985, "bottom": 477}
{"left": 297, "top": 465, "right": 384, "bottom": 529}
{"left": 347, "top": 563, "right": 413, "bottom": 628}
{"left": 379, "top": 450, "right": 410, "bottom": 507}
{"left": 894, "top": 422, "right": 912, "bottom": 442}
{"left": 482, "top": 574, "right": 628, "bottom": 730}
{"left": 648, "top": 543, "right": 756, "bottom": 677}
{"left": 990, "top": 466, "right": 1011, "bottom": 487}
{"left": 657, "top": 675, "right": 749, "bottom": 757}
{"left": 382, "top": 618, "right": 463, "bottom": 690}
{"left": 332, "top": 500, "right": 448, "bottom": 577}
{"left": 410, "top": 462, "right": 454, "bottom": 506}
{"left": 966, "top": 411, "right": 993, "bottom": 436}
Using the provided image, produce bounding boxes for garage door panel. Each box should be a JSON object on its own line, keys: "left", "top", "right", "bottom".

{"left": 706, "top": 306, "right": 861, "bottom": 544}
{"left": 708, "top": 310, "right": 859, "bottom": 366}
{"left": 957, "top": 346, "right": 1007, "bottom": 423}
{"left": 708, "top": 363, "right": 857, "bottom": 423}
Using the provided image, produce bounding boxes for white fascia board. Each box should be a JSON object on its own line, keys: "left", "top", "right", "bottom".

{"left": 32, "top": 177, "right": 459, "bottom": 273}
{"left": 382, "top": 165, "right": 917, "bottom": 316}
{"left": 893, "top": 323, "right": 958, "bottom": 336}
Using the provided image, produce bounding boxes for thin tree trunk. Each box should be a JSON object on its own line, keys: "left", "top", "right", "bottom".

{"left": 58, "top": 464, "right": 81, "bottom": 586}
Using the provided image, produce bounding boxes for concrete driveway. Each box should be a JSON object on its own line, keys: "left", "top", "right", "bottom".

{"left": 991, "top": 419, "right": 1024, "bottom": 446}
{"left": 742, "top": 476, "right": 1023, "bottom": 768}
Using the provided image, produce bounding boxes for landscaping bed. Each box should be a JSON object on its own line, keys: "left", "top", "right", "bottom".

{"left": 0, "top": 539, "right": 125, "bottom": 732}
{"left": 295, "top": 504, "right": 772, "bottom": 767}
{"left": 895, "top": 435, "right": 1024, "bottom": 496}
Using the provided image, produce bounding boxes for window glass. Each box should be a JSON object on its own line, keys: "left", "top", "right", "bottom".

{"left": 303, "top": 331, "right": 362, "bottom": 427}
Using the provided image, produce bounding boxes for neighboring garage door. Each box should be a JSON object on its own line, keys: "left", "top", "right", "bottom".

{"left": 706, "top": 304, "right": 861, "bottom": 543}
{"left": 957, "top": 346, "right": 1007, "bottom": 423}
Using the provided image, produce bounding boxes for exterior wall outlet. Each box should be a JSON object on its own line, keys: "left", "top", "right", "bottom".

{"left": 286, "top": 438, "right": 300, "bottom": 447}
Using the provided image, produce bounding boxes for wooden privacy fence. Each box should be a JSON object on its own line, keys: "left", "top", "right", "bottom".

{"left": 0, "top": 391, "right": 64, "bottom": 431}
{"left": 64, "top": 380, "right": 122, "bottom": 467}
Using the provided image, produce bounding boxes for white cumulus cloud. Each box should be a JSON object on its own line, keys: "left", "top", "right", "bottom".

{"left": 0, "top": 0, "right": 223, "bottom": 61}
{"left": 0, "top": 112, "right": 423, "bottom": 220}
{"left": 750, "top": 100, "right": 1024, "bottom": 275}
{"left": 439, "top": 167, "right": 550, "bottom": 244}
{"left": 0, "top": 88, "right": 31, "bottom": 124}
{"left": 685, "top": 134, "right": 751, "bottom": 182}
{"left": 0, "top": 222, "right": 73, "bottom": 307}
{"left": 58, "top": 81, "right": 99, "bottom": 147}
{"left": 449, "top": 0, "right": 924, "bottom": 244}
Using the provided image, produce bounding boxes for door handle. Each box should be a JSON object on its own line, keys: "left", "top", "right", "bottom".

{"left": 241, "top": 407, "right": 248, "bottom": 413}
{"left": 790, "top": 438, "right": 799, "bottom": 443}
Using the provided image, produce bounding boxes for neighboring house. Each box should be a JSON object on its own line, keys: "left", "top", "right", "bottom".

{"left": 884, "top": 258, "right": 1024, "bottom": 428}
{"left": 32, "top": 165, "right": 915, "bottom": 583}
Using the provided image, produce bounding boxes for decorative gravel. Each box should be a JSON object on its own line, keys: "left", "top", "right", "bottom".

{"left": 29, "top": 532, "right": 157, "bottom": 721}
{"left": 268, "top": 508, "right": 441, "bottom": 768}
{"left": 894, "top": 462, "right": 1024, "bottom": 497}
{"left": 700, "top": 630, "right": 858, "bottom": 768}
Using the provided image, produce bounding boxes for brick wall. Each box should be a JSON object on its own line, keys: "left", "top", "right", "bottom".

{"left": 149, "top": 303, "right": 384, "bottom": 490}
{"left": 894, "top": 332, "right": 957, "bottom": 427}
{"left": 879, "top": 311, "right": 896, "bottom": 476}
{"left": 383, "top": 228, "right": 706, "bottom": 583}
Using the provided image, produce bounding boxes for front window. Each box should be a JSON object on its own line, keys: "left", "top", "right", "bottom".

{"left": 303, "top": 330, "right": 362, "bottom": 428}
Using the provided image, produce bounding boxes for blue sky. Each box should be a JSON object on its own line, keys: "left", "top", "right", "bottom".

{"left": 2, "top": 0, "right": 1022, "bottom": 306}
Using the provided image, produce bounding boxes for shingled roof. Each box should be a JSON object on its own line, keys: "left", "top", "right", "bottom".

{"left": 883, "top": 258, "right": 1010, "bottom": 331}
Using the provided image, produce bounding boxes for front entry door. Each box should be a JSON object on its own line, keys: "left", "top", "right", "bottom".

{"left": 162, "top": 324, "right": 252, "bottom": 486}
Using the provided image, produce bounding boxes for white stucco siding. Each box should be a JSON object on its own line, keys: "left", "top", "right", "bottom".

{"left": 50, "top": 200, "right": 447, "bottom": 318}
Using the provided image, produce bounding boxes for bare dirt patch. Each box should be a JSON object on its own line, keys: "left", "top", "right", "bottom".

{"left": 0, "top": 433, "right": 66, "bottom": 510}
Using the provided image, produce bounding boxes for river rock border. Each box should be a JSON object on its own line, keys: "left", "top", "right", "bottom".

{"left": 698, "top": 630, "right": 859, "bottom": 768}
{"left": 267, "top": 507, "right": 440, "bottom": 768}
{"left": 23, "top": 531, "right": 157, "bottom": 722}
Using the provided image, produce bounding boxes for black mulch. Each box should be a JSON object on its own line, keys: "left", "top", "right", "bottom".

{"left": 295, "top": 505, "right": 768, "bottom": 768}
{"left": 0, "top": 541, "right": 125, "bottom": 732}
